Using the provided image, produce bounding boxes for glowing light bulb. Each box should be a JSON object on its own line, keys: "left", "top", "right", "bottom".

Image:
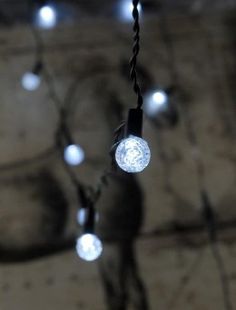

{"left": 144, "top": 90, "right": 168, "bottom": 116}
{"left": 76, "top": 233, "right": 103, "bottom": 261}
{"left": 37, "top": 5, "right": 57, "bottom": 29}
{"left": 115, "top": 135, "right": 151, "bottom": 173}
{"left": 21, "top": 72, "right": 41, "bottom": 91}
{"left": 77, "top": 208, "right": 86, "bottom": 225}
{"left": 77, "top": 209, "right": 99, "bottom": 226}
{"left": 119, "top": 0, "right": 142, "bottom": 22}
{"left": 64, "top": 144, "right": 85, "bottom": 166}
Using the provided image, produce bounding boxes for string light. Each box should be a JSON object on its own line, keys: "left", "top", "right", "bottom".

{"left": 144, "top": 90, "right": 168, "bottom": 116}
{"left": 36, "top": 4, "right": 57, "bottom": 29}
{"left": 21, "top": 61, "right": 42, "bottom": 91}
{"left": 76, "top": 233, "right": 103, "bottom": 261}
{"left": 115, "top": 135, "right": 150, "bottom": 173}
{"left": 76, "top": 205, "right": 102, "bottom": 262}
{"left": 21, "top": 72, "right": 41, "bottom": 91}
{"left": 64, "top": 144, "right": 85, "bottom": 166}
{"left": 112, "top": 0, "right": 151, "bottom": 173}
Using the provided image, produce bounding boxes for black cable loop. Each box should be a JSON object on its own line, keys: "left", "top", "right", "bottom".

{"left": 129, "top": 0, "right": 143, "bottom": 109}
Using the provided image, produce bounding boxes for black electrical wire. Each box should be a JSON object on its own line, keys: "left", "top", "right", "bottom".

{"left": 201, "top": 190, "right": 233, "bottom": 310}
{"left": 110, "top": 0, "right": 145, "bottom": 165}
{"left": 211, "top": 241, "right": 233, "bottom": 310}
{"left": 181, "top": 105, "right": 234, "bottom": 310}
{"left": 130, "top": 0, "right": 143, "bottom": 109}
{"left": 0, "top": 145, "right": 56, "bottom": 172}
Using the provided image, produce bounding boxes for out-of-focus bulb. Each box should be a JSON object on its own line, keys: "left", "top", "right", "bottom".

{"left": 77, "top": 209, "right": 99, "bottom": 226}
{"left": 115, "top": 135, "right": 151, "bottom": 173}
{"left": 119, "top": 0, "right": 142, "bottom": 22}
{"left": 37, "top": 5, "right": 57, "bottom": 29}
{"left": 64, "top": 144, "right": 85, "bottom": 166}
{"left": 144, "top": 90, "right": 168, "bottom": 116}
{"left": 77, "top": 208, "right": 86, "bottom": 225}
{"left": 76, "top": 233, "right": 103, "bottom": 261}
{"left": 21, "top": 72, "right": 41, "bottom": 91}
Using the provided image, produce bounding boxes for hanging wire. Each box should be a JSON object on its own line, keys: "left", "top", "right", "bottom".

{"left": 129, "top": 0, "right": 143, "bottom": 109}
{"left": 109, "top": 0, "right": 144, "bottom": 166}
{"left": 0, "top": 145, "right": 56, "bottom": 172}
{"left": 29, "top": 25, "right": 115, "bottom": 217}
{"left": 181, "top": 106, "right": 234, "bottom": 310}
{"left": 158, "top": 6, "right": 234, "bottom": 308}
{"left": 201, "top": 189, "right": 233, "bottom": 310}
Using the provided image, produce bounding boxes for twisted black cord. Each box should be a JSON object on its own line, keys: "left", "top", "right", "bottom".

{"left": 180, "top": 90, "right": 233, "bottom": 310}
{"left": 201, "top": 191, "right": 233, "bottom": 310}
{"left": 211, "top": 242, "right": 233, "bottom": 310}
{"left": 129, "top": 0, "right": 143, "bottom": 109}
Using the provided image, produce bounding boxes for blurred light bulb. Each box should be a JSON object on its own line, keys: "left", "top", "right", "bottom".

{"left": 77, "top": 208, "right": 86, "bottom": 225}
{"left": 119, "top": 0, "right": 142, "bottom": 22}
{"left": 77, "top": 209, "right": 99, "bottom": 226}
{"left": 115, "top": 135, "right": 151, "bottom": 173}
{"left": 21, "top": 72, "right": 41, "bottom": 91}
{"left": 76, "top": 233, "right": 103, "bottom": 261}
{"left": 144, "top": 90, "right": 168, "bottom": 116}
{"left": 37, "top": 5, "right": 57, "bottom": 29}
{"left": 64, "top": 144, "right": 85, "bottom": 166}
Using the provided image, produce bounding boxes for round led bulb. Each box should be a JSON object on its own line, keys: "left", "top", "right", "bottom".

{"left": 144, "top": 90, "right": 168, "bottom": 116}
{"left": 37, "top": 5, "right": 57, "bottom": 29}
{"left": 64, "top": 144, "right": 85, "bottom": 166}
{"left": 76, "top": 233, "right": 103, "bottom": 261}
{"left": 21, "top": 72, "right": 41, "bottom": 91}
{"left": 115, "top": 135, "right": 151, "bottom": 173}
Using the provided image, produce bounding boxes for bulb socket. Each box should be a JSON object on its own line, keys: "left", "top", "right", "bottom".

{"left": 125, "top": 108, "right": 143, "bottom": 138}
{"left": 32, "top": 61, "right": 43, "bottom": 75}
{"left": 83, "top": 204, "right": 95, "bottom": 234}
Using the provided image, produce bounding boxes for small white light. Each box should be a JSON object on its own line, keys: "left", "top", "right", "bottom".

{"left": 37, "top": 5, "right": 57, "bottom": 29}
{"left": 115, "top": 135, "right": 151, "bottom": 173}
{"left": 119, "top": 0, "right": 142, "bottom": 22}
{"left": 77, "top": 209, "right": 99, "bottom": 226}
{"left": 77, "top": 209, "right": 86, "bottom": 225}
{"left": 64, "top": 144, "right": 85, "bottom": 166}
{"left": 76, "top": 233, "right": 103, "bottom": 261}
{"left": 21, "top": 72, "right": 41, "bottom": 91}
{"left": 144, "top": 90, "right": 168, "bottom": 116}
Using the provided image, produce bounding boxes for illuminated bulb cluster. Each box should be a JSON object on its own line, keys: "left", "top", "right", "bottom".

{"left": 115, "top": 135, "right": 151, "bottom": 173}
{"left": 37, "top": 5, "right": 57, "bottom": 29}
{"left": 64, "top": 144, "right": 85, "bottom": 166}
{"left": 144, "top": 90, "right": 168, "bottom": 117}
{"left": 21, "top": 72, "right": 41, "bottom": 91}
{"left": 76, "top": 233, "right": 103, "bottom": 261}
{"left": 119, "top": 0, "right": 142, "bottom": 22}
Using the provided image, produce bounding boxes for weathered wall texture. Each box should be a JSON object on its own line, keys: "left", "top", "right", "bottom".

{"left": 0, "top": 11, "right": 235, "bottom": 310}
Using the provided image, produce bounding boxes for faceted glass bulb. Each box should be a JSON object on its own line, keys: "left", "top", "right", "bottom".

{"left": 76, "top": 233, "right": 103, "bottom": 261}
{"left": 21, "top": 72, "right": 41, "bottom": 91}
{"left": 37, "top": 5, "right": 57, "bottom": 29}
{"left": 144, "top": 90, "right": 168, "bottom": 116}
{"left": 115, "top": 135, "right": 151, "bottom": 173}
{"left": 64, "top": 144, "right": 85, "bottom": 166}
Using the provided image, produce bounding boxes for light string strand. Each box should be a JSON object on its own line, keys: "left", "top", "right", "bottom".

{"left": 129, "top": 0, "right": 143, "bottom": 109}
{"left": 181, "top": 102, "right": 234, "bottom": 310}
